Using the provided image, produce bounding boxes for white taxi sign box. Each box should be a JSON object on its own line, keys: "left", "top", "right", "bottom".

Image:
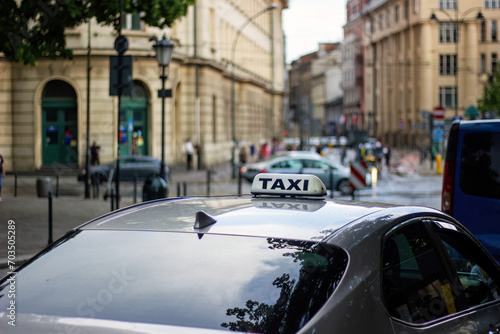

{"left": 251, "top": 173, "right": 327, "bottom": 198}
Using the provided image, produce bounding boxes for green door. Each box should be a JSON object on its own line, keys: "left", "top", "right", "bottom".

{"left": 42, "top": 101, "right": 78, "bottom": 167}
{"left": 119, "top": 98, "right": 148, "bottom": 157}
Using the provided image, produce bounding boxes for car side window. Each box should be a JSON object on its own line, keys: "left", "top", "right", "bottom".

{"left": 271, "top": 160, "right": 301, "bottom": 169}
{"left": 382, "top": 222, "right": 458, "bottom": 323}
{"left": 302, "top": 159, "right": 328, "bottom": 169}
{"left": 433, "top": 222, "right": 500, "bottom": 308}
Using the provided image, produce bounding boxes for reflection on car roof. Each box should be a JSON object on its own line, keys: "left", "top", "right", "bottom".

{"left": 83, "top": 196, "right": 397, "bottom": 241}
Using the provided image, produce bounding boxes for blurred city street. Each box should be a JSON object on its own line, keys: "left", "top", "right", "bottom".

{"left": 0, "top": 149, "right": 443, "bottom": 277}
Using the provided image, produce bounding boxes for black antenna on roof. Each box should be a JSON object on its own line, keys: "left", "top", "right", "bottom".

{"left": 194, "top": 211, "right": 217, "bottom": 229}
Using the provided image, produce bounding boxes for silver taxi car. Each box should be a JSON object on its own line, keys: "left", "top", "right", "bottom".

{"left": 1, "top": 174, "right": 500, "bottom": 333}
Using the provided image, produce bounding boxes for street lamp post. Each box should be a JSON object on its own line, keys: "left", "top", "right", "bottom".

{"left": 151, "top": 35, "right": 175, "bottom": 180}
{"left": 430, "top": 8, "right": 484, "bottom": 117}
{"left": 230, "top": 4, "right": 277, "bottom": 178}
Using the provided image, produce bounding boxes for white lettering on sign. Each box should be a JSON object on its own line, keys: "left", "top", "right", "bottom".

{"left": 257, "top": 178, "right": 309, "bottom": 191}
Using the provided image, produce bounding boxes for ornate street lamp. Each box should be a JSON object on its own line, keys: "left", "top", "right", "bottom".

{"left": 150, "top": 35, "right": 175, "bottom": 180}
{"left": 230, "top": 4, "right": 277, "bottom": 178}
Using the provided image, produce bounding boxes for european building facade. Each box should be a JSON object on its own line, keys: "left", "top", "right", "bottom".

{"left": 0, "top": 0, "right": 286, "bottom": 172}
{"left": 362, "top": 0, "right": 500, "bottom": 148}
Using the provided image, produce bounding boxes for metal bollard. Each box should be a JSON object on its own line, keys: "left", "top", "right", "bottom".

{"left": 133, "top": 176, "right": 138, "bottom": 203}
{"left": 237, "top": 169, "right": 242, "bottom": 195}
{"left": 177, "top": 182, "right": 181, "bottom": 197}
{"left": 183, "top": 181, "right": 187, "bottom": 196}
{"left": 55, "top": 173, "right": 60, "bottom": 197}
{"left": 207, "top": 170, "right": 211, "bottom": 196}
{"left": 110, "top": 189, "right": 115, "bottom": 211}
{"left": 14, "top": 172, "right": 18, "bottom": 197}
{"left": 48, "top": 191, "right": 53, "bottom": 245}
{"left": 436, "top": 154, "right": 443, "bottom": 175}
{"left": 93, "top": 178, "right": 99, "bottom": 199}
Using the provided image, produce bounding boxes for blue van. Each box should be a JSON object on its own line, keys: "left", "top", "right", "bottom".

{"left": 442, "top": 120, "right": 500, "bottom": 261}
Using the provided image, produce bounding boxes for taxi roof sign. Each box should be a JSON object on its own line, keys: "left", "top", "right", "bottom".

{"left": 251, "top": 173, "right": 327, "bottom": 198}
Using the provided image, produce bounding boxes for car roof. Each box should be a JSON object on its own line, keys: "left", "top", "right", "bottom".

{"left": 275, "top": 151, "right": 322, "bottom": 158}
{"left": 455, "top": 119, "right": 500, "bottom": 131}
{"left": 243, "top": 152, "right": 330, "bottom": 168}
{"left": 270, "top": 153, "right": 346, "bottom": 168}
{"left": 81, "top": 195, "right": 439, "bottom": 242}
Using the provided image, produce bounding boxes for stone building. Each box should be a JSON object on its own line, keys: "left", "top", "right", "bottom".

{"left": 311, "top": 46, "right": 343, "bottom": 136}
{"left": 344, "top": 0, "right": 369, "bottom": 138}
{"left": 0, "top": 0, "right": 286, "bottom": 172}
{"left": 288, "top": 43, "right": 340, "bottom": 139}
{"left": 361, "top": 0, "right": 499, "bottom": 148}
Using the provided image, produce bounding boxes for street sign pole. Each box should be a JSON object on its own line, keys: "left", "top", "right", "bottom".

{"left": 108, "top": 0, "right": 133, "bottom": 209}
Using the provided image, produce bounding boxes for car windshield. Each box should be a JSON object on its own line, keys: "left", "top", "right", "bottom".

{"left": 0, "top": 230, "right": 348, "bottom": 333}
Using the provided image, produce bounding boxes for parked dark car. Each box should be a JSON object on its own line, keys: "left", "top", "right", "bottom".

{"left": 1, "top": 173, "right": 500, "bottom": 333}
{"left": 77, "top": 155, "right": 168, "bottom": 184}
{"left": 442, "top": 119, "right": 500, "bottom": 262}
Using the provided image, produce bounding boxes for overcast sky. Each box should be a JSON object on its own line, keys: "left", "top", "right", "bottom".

{"left": 282, "top": 0, "right": 347, "bottom": 64}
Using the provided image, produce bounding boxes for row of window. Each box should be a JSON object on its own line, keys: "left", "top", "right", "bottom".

{"left": 485, "top": 0, "right": 500, "bottom": 9}
{"left": 439, "top": 53, "right": 498, "bottom": 75}
{"left": 438, "top": 20, "right": 498, "bottom": 44}
{"left": 367, "top": 0, "right": 497, "bottom": 37}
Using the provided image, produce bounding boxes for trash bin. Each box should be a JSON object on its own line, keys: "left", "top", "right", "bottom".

{"left": 36, "top": 177, "right": 53, "bottom": 197}
{"left": 142, "top": 174, "right": 168, "bottom": 201}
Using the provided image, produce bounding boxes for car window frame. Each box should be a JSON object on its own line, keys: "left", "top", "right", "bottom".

{"left": 380, "top": 217, "right": 500, "bottom": 326}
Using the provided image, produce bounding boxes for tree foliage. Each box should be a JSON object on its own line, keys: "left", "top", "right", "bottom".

{"left": 477, "top": 69, "right": 500, "bottom": 117}
{"left": 0, "top": 0, "right": 195, "bottom": 65}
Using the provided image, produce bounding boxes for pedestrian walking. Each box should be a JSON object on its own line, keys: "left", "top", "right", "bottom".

{"left": 341, "top": 145, "right": 347, "bottom": 165}
{"left": 260, "top": 142, "right": 271, "bottom": 161}
{"left": 239, "top": 145, "right": 248, "bottom": 164}
{"left": 383, "top": 145, "right": 391, "bottom": 169}
{"left": 90, "top": 141, "right": 101, "bottom": 165}
{"left": 131, "top": 143, "right": 141, "bottom": 156}
{"left": 0, "top": 153, "right": 4, "bottom": 201}
{"left": 250, "top": 143, "right": 256, "bottom": 162}
{"left": 185, "top": 138, "right": 195, "bottom": 170}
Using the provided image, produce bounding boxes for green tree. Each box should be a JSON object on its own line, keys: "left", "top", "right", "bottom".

{"left": 0, "top": 0, "right": 195, "bottom": 65}
{"left": 477, "top": 69, "right": 500, "bottom": 118}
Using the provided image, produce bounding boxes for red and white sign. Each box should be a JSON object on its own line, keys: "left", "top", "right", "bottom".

{"left": 433, "top": 106, "right": 446, "bottom": 119}
{"left": 349, "top": 161, "right": 368, "bottom": 190}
